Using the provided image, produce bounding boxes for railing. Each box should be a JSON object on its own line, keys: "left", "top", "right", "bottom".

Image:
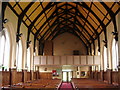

{"left": 34, "top": 55, "right": 101, "bottom": 66}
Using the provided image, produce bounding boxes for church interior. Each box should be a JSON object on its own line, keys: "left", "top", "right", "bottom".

{"left": 0, "top": 1, "right": 120, "bottom": 90}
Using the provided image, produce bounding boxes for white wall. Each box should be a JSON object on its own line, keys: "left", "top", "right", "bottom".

{"left": 96, "top": 13, "right": 119, "bottom": 71}
{"left": 3, "top": 6, "right": 36, "bottom": 70}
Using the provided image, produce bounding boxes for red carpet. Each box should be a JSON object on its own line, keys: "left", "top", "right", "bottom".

{"left": 60, "top": 82, "right": 73, "bottom": 90}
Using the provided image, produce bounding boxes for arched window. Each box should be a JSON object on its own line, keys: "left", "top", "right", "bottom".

{"left": 0, "top": 35, "right": 6, "bottom": 71}
{"left": 98, "top": 51, "right": 100, "bottom": 55}
{"left": 112, "top": 39, "right": 118, "bottom": 71}
{"left": 104, "top": 46, "right": 107, "bottom": 71}
{"left": 0, "top": 29, "right": 10, "bottom": 71}
{"left": 16, "top": 40, "right": 23, "bottom": 71}
{"left": 27, "top": 47, "right": 31, "bottom": 71}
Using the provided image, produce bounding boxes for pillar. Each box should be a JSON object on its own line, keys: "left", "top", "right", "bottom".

{"left": 118, "top": 10, "right": 120, "bottom": 86}
{"left": 76, "top": 66, "right": 80, "bottom": 78}
{"left": 95, "top": 66, "right": 98, "bottom": 80}
{"left": 11, "top": 68, "right": 17, "bottom": 85}
{"left": 107, "top": 69, "right": 112, "bottom": 84}
{"left": 22, "top": 69, "right": 27, "bottom": 82}
{"left": 89, "top": 66, "right": 92, "bottom": 79}
{"left": 100, "top": 70, "right": 104, "bottom": 81}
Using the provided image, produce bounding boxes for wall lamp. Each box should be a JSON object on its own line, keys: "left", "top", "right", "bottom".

{"left": 112, "top": 31, "right": 118, "bottom": 41}
{"left": 102, "top": 40, "right": 107, "bottom": 47}
{"left": 102, "top": 40, "right": 107, "bottom": 43}
{"left": 27, "top": 41, "right": 31, "bottom": 48}
{"left": 112, "top": 31, "right": 118, "bottom": 36}
{"left": 17, "top": 33, "right": 23, "bottom": 37}
{"left": 16, "top": 33, "right": 23, "bottom": 42}
{"left": 27, "top": 41, "right": 31, "bottom": 44}
{"left": 3, "top": 19, "right": 8, "bottom": 24}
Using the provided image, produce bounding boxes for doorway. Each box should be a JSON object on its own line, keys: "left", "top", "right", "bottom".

{"left": 62, "top": 71, "right": 72, "bottom": 82}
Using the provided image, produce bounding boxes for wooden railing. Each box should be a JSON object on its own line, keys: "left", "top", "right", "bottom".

{"left": 34, "top": 55, "right": 101, "bottom": 66}
{"left": 91, "top": 70, "right": 119, "bottom": 86}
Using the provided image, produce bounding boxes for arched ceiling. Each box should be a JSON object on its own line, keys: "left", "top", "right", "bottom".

{"left": 7, "top": 2, "right": 120, "bottom": 47}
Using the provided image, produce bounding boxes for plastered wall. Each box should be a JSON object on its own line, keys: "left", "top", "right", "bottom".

{"left": 4, "top": 6, "right": 37, "bottom": 70}
{"left": 39, "top": 66, "right": 62, "bottom": 79}
{"left": 92, "top": 12, "right": 120, "bottom": 71}
{"left": 53, "top": 32, "right": 87, "bottom": 55}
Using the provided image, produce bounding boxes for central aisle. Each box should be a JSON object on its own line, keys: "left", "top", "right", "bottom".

{"left": 60, "top": 82, "right": 73, "bottom": 90}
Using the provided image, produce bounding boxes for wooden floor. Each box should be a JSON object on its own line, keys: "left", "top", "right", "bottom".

{"left": 2, "top": 79, "right": 61, "bottom": 90}
{"left": 72, "top": 78, "right": 120, "bottom": 90}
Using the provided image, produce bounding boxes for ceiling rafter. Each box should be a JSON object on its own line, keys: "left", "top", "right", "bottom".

{"left": 67, "top": 13, "right": 94, "bottom": 41}
{"left": 59, "top": 8, "right": 95, "bottom": 36}
{"left": 24, "top": 3, "right": 41, "bottom": 22}
{"left": 27, "top": 2, "right": 53, "bottom": 36}
{"left": 6, "top": 2, "right": 120, "bottom": 49}
{"left": 40, "top": 2, "right": 53, "bottom": 37}
{"left": 39, "top": 11, "right": 92, "bottom": 44}
{"left": 59, "top": 6, "right": 95, "bottom": 35}
{"left": 36, "top": 4, "right": 96, "bottom": 43}
{"left": 8, "top": 3, "right": 38, "bottom": 40}
{"left": 59, "top": 14, "right": 93, "bottom": 41}
{"left": 34, "top": 3, "right": 69, "bottom": 36}
{"left": 100, "top": 2, "right": 118, "bottom": 41}
{"left": 83, "top": 2, "right": 93, "bottom": 29}
{"left": 37, "top": 3, "right": 99, "bottom": 42}
{"left": 40, "top": 15, "right": 91, "bottom": 45}
{"left": 2, "top": 2, "right": 8, "bottom": 22}
{"left": 17, "top": 2, "right": 34, "bottom": 43}
{"left": 92, "top": 3, "right": 110, "bottom": 21}
{"left": 77, "top": 2, "right": 106, "bottom": 29}
{"left": 75, "top": 2, "right": 107, "bottom": 44}
{"left": 67, "top": 4, "right": 100, "bottom": 36}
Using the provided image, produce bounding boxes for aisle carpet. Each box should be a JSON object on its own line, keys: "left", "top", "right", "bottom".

{"left": 60, "top": 82, "right": 73, "bottom": 90}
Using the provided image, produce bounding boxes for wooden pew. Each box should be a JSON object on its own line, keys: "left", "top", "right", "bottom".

{"left": 2, "top": 79, "right": 62, "bottom": 90}
{"left": 71, "top": 78, "right": 119, "bottom": 90}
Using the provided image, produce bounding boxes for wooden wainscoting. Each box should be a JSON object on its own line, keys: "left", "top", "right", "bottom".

{"left": 112, "top": 71, "right": 119, "bottom": 85}
{"left": 33, "top": 72, "right": 37, "bottom": 80}
{"left": 103, "top": 71, "right": 107, "bottom": 83}
{"left": 27, "top": 72, "right": 31, "bottom": 81}
{"left": 94, "top": 71, "right": 98, "bottom": 80}
{"left": 40, "top": 72, "right": 52, "bottom": 79}
{"left": 91, "top": 70, "right": 120, "bottom": 86}
{"left": 97, "top": 72, "right": 101, "bottom": 81}
{"left": 16, "top": 72, "right": 22, "bottom": 83}
{"left": 2, "top": 71, "right": 10, "bottom": 86}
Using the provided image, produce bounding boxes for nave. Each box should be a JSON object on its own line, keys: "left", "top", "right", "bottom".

{"left": 1, "top": 1, "right": 120, "bottom": 90}
{"left": 2, "top": 78, "right": 120, "bottom": 90}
